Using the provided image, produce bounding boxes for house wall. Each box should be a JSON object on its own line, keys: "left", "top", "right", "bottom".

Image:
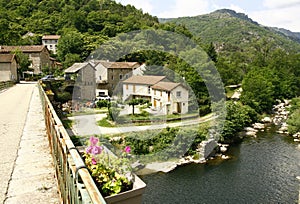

{"left": 95, "top": 64, "right": 108, "bottom": 83}
{"left": 0, "top": 59, "right": 18, "bottom": 82}
{"left": 152, "top": 85, "right": 189, "bottom": 114}
{"left": 0, "top": 63, "right": 12, "bottom": 81}
{"left": 107, "top": 68, "right": 134, "bottom": 96}
{"left": 170, "top": 86, "right": 189, "bottom": 114}
{"left": 79, "top": 64, "right": 96, "bottom": 100}
{"left": 42, "top": 39, "right": 59, "bottom": 54}
{"left": 123, "top": 83, "right": 151, "bottom": 101}
{"left": 10, "top": 58, "right": 18, "bottom": 81}
{"left": 27, "top": 48, "right": 51, "bottom": 74}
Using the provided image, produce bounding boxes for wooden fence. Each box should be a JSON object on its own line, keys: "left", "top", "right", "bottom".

{"left": 38, "top": 83, "right": 107, "bottom": 204}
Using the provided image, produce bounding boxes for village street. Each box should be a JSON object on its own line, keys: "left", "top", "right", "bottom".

{"left": 70, "top": 112, "right": 215, "bottom": 136}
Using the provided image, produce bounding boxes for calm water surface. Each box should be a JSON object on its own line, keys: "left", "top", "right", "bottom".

{"left": 141, "top": 130, "right": 300, "bottom": 204}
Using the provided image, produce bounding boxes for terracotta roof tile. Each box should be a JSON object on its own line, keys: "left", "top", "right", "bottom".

{"left": 0, "top": 54, "right": 15, "bottom": 63}
{"left": 97, "top": 61, "right": 140, "bottom": 69}
{"left": 123, "top": 75, "right": 166, "bottom": 85}
{"left": 42, "top": 35, "right": 61, "bottom": 40}
{"left": 151, "top": 81, "right": 181, "bottom": 91}
{"left": 0, "top": 45, "right": 47, "bottom": 53}
{"left": 64, "top": 63, "right": 95, "bottom": 73}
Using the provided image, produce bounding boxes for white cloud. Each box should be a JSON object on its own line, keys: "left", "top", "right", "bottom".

{"left": 263, "top": 0, "right": 300, "bottom": 9}
{"left": 157, "top": 0, "right": 210, "bottom": 18}
{"left": 249, "top": 5, "right": 300, "bottom": 31}
{"left": 115, "top": 0, "right": 154, "bottom": 14}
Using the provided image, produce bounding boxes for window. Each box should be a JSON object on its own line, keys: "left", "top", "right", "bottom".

{"left": 154, "top": 90, "right": 156, "bottom": 95}
{"left": 119, "top": 74, "right": 123, "bottom": 80}
{"left": 50, "top": 45, "right": 53, "bottom": 48}
{"left": 133, "top": 85, "right": 136, "bottom": 93}
{"left": 160, "top": 91, "right": 162, "bottom": 97}
{"left": 111, "top": 75, "right": 114, "bottom": 80}
{"left": 99, "top": 76, "right": 102, "bottom": 80}
{"left": 148, "top": 86, "right": 151, "bottom": 94}
{"left": 126, "top": 84, "right": 128, "bottom": 90}
{"left": 176, "top": 91, "right": 181, "bottom": 97}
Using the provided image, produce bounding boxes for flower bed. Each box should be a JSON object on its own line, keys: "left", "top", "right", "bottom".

{"left": 83, "top": 136, "right": 146, "bottom": 204}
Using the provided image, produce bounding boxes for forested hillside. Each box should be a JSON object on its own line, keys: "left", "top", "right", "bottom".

{"left": 2, "top": 1, "right": 300, "bottom": 141}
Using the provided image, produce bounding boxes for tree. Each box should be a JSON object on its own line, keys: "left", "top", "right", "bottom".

{"left": 206, "top": 42, "right": 218, "bottom": 63}
{"left": 57, "top": 30, "right": 85, "bottom": 64}
{"left": 241, "top": 67, "right": 276, "bottom": 113}
{"left": 12, "top": 49, "right": 32, "bottom": 78}
{"left": 127, "top": 98, "right": 149, "bottom": 115}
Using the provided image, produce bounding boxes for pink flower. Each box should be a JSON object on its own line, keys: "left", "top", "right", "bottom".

{"left": 90, "top": 136, "right": 99, "bottom": 146}
{"left": 124, "top": 146, "right": 131, "bottom": 153}
{"left": 86, "top": 146, "right": 93, "bottom": 154}
{"left": 92, "top": 158, "right": 97, "bottom": 165}
{"left": 91, "top": 145, "right": 103, "bottom": 155}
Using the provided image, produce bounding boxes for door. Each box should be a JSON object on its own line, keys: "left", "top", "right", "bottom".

{"left": 177, "top": 102, "right": 181, "bottom": 113}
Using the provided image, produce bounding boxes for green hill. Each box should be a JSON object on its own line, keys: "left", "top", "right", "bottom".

{"left": 160, "top": 9, "right": 300, "bottom": 53}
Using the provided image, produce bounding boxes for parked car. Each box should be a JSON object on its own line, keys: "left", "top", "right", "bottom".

{"left": 41, "top": 75, "right": 55, "bottom": 81}
{"left": 96, "top": 95, "right": 111, "bottom": 101}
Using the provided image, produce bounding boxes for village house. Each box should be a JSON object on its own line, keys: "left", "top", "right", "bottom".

{"left": 91, "top": 61, "right": 141, "bottom": 96}
{"left": 64, "top": 62, "right": 96, "bottom": 101}
{"left": 0, "top": 45, "right": 51, "bottom": 75}
{"left": 123, "top": 75, "right": 189, "bottom": 115}
{"left": 42, "top": 35, "right": 60, "bottom": 54}
{"left": 0, "top": 54, "right": 18, "bottom": 82}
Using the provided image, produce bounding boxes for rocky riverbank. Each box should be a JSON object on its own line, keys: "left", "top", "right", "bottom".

{"left": 240, "top": 99, "right": 300, "bottom": 143}
{"left": 136, "top": 139, "right": 230, "bottom": 175}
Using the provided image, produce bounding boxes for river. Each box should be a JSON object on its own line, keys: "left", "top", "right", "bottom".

{"left": 141, "top": 128, "right": 300, "bottom": 203}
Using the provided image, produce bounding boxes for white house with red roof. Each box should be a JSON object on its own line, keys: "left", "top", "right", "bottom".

{"left": 123, "top": 75, "right": 189, "bottom": 115}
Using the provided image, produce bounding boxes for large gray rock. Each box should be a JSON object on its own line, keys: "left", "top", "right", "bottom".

{"left": 198, "top": 139, "right": 218, "bottom": 159}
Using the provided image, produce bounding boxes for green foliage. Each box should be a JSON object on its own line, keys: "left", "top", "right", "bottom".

{"left": 127, "top": 98, "right": 149, "bottom": 115}
{"left": 55, "top": 92, "right": 72, "bottom": 103}
{"left": 287, "top": 98, "right": 300, "bottom": 134}
{"left": 241, "top": 67, "right": 276, "bottom": 113}
{"left": 96, "top": 100, "right": 109, "bottom": 109}
{"left": 124, "top": 126, "right": 208, "bottom": 159}
{"left": 12, "top": 49, "right": 32, "bottom": 74}
{"left": 84, "top": 136, "right": 133, "bottom": 197}
{"left": 221, "top": 101, "right": 257, "bottom": 143}
{"left": 97, "top": 118, "right": 115, "bottom": 127}
{"left": 107, "top": 107, "right": 120, "bottom": 122}
{"left": 287, "top": 109, "right": 300, "bottom": 135}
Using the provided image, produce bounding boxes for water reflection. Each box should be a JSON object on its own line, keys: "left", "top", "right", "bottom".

{"left": 141, "top": 131, "right": 300, "bottom": 204}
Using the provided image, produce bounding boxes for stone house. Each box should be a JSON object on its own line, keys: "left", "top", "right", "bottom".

{"left": 0, "top": 45, "right": 51, "bottom": 74}
{"left": 64, "top": 62, "right": 96, "bottom": 101}
{"left": 91, "top": 61, "right": 141, "bottom": 96}
{"left": 0, "top": 54, "right": 18, "bottom": 82}
{"left": 151, "top": 81, "right": 189, "bottom": 114}
{"left": 42, "top": 35, "right": 60, "bottom": 54}
{"left": 123, "top": 75, "right": 189, "bottom": 115}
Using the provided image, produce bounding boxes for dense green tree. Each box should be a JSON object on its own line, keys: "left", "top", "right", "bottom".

{"left": 241, "top": 67, "right": 276, "bottom": 113}
{"left": 12, "top": 49, "right": 32, "bottom": 77}
{"left": 57, "top": 30, "right": 85, "bottom": 63}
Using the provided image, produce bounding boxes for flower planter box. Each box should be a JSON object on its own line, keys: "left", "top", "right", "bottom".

{"left": 105, "top": 175, "right": 146, "bottom": 204}
{"left": 78, "top": 145, "right": 146, "bottom": 204}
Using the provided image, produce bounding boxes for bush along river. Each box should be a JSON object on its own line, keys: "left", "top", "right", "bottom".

{"left": 141, "top": 126, "right": 300, "bottom": 204}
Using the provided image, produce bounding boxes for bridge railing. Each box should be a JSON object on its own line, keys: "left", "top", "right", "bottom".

{"left": 38, "top": 82, "right": 107, "bottom": 204}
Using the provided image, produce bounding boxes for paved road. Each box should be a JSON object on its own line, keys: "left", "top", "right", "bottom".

{"left": 0, "top": 82, "right": 59, "bottom": 203}
{"left": 71, "top": 113, "right": 215, "bottom": 135}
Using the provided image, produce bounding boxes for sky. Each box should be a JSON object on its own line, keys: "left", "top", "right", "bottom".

{"left": 115, "top": 0, "right": 300, "bottom": 32}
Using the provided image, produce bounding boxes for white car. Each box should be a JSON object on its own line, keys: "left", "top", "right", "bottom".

{"left": 96, "top": 95, "right": 111, "bottom": 101}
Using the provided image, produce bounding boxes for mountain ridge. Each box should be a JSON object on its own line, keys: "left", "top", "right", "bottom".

{"left": 159, "top": 9, "right": 300, "bottom": 48}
